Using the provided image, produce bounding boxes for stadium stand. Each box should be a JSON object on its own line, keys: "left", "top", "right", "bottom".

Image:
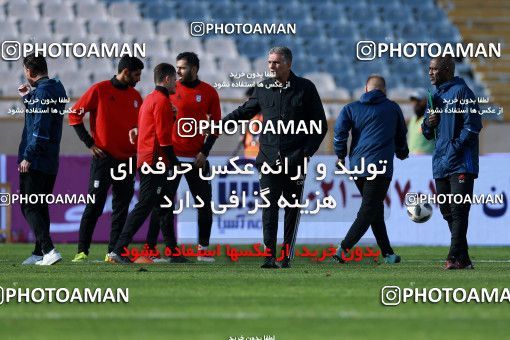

{"left": 0, "top": 0, "right": 507, "bottom": 154}
{"left": 438, "top": 0, "right": 509, "bottom": 118}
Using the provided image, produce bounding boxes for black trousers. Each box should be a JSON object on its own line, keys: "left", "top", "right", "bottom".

{"left": 146, "top": 205, "right": 177, "bottom": 250}
{"left": 145, "top": 161, "right": 213, "bottom": 249}
{"left": 435, "top": 173, "right": 475, "bottom": 261}
{"left": 19, "top": 169, "right": 57, "bottom": 255}
{"left": 341, "top": 176, "right": 394, "bottom": 256}
{"left": 259, "top": 167, "right": 306, "bottom": 259}
{"left": 77, "top": 156, "right": 135, "bottom": 255}
{"left": 113, "top": 170, "right": 175, "bottom": 255}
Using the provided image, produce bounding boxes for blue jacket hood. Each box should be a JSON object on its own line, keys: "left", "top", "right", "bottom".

{"left": 359, "top": 89, "right": 387, "bottom": 104}
{"left": 36, "top": 78, "right": 66, "bottom": 96}
{"left": 436, "top": 76, "right": 466, "bottom": 93}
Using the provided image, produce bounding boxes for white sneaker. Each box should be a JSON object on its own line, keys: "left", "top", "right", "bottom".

{"left": 35, "top": 249, "right": 62, "bottom": 266}
{"left": 197, "top": 245, "right": 215, "bottom": 263}
{"left": 151, "top": 257, "right": 168, "bottom": 263}
{"left": 22, "top": 254, "right": 43, "bottom": 265}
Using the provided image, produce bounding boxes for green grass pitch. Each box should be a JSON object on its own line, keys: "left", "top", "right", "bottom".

{"left": 0, "top": 244, "right": 509, "bottom": 339}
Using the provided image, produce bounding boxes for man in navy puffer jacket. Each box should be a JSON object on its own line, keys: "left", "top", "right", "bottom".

{"left": 422, "top": 56, "right": 482, "bottom": 270}
{"left": 334, "top": 75, "right": 408, "bottom": 264}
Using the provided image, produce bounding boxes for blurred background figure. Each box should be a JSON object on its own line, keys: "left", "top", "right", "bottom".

{"left": 242, "top": 87, "right": 262, "bottom": 159}
{"left": 407, "top": 88, "right": 435, "bottom": 155}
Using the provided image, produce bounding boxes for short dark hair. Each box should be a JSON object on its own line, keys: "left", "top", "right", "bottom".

{"left": 154, "top": 63, "right": 176, "bottom": 84}
{"left": 176, "top": 52, "right": 200, "bottom": 71}
{"left": 117, "top": 56, "right": 144, "bottom": 73}
{"left": 269, "top": 46, "right": 293, "bottom": 64}
{"left": 23, "top": 53, "right": 47, "bottom": 76}
{"left": 366, "top": 74, "right": 386, "bottom": 89}
{"left": 432, "top": 56, "right": 455, "bottom": 76}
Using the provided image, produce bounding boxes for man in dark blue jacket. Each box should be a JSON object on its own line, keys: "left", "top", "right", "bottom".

{"left": 18, "top": 53, "right": 67, "bottom": 266}
{"left": 422, "top": 56, "right": 482, "bottom": 270}
{"left": 333, "top": 75, "right": 408, "bottom": 264}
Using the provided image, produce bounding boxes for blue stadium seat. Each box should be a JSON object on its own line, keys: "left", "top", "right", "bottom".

{"left": 415, "top": 7, "right": 448, "bottom": 23}
{"left": 401, "top": 73, "right": 430, "bottom": 89}
{"left": 384, "top": 75, "right": 405, "bottom": 89}
{"left": 348, "top": 7, "right": 377, "bottom": 23}
{"left": 76, "top": 2, "right": 109, "bottom": 20}
{"left": 354, "top": 61, "right": 389, "bottom": 79}
{"left": 330, "top": 37, "right": 358, "bottom": 53}
{"left": 290, "top": 62, "right": 310, "bottom": 77}
{"left": 312, "top": 4, "right": 347, "bottom": 23}
{"left": 430, "top": 25, "right": 462, "bottom": 43}
{"left": 177, "top": 2, "right": 209, "bottom": 21}
{"left": 237, "top": 38, "right": 270, "bottom": 60}
{"left": 396, "top": 23, "right": 430, "bottom": 41}
{"left": 326, "top": 23, "right": 357, "bottom": 41}
{"left": 358, "top": 23, "right": 394, "bottom": 41}
{"left": 367, "top": 0, "right": 401, "bottom": 11}
{"left": 108, "top": 1, "right": 141, "bottom": 20}
{"left": 271, "top": 36, "right": 304, "bottom": 52}
{"left": 305, "top": 39, "right": 336, "bottom": 60}
{"left": 405, "top": 0, "right": 436, "bottom": 12}
{"left": 206, "top": 0, "right": 231, "bottom": 5}
{"left": 389, "top": 59, "right": 423, "bottom": 75}
{"left": 276, "top": 4, "right": 311, "bottom": 22}
{"left": 299, "top": 23, "right": 322, "bottom": 40}
{"left": 344, "top": 2, "right": 369, "bottom": 14}
{"left": 46, "top": 0, "right": 484, "bottom": 98}
{"left": 0, "top": 22, "right": 18, "bottom": 39}
{"left": 333, "top": 74, "right": 362, "bottom": 91}
{"left": 209, "top": 3, "right": 240, "bottom": 22}
{"left": 380, "top": 5, "right": 413, "bottom": 23}
{"left": 321, "top": 59, "right": 353, "bottom": 75}
{"left": 241, "top": 3, "right": 277, "bottom": 21}
{"left": 142, "top": 3, "right": 177, "bottom": 21}
{"left": 306, "top": 0, "right": 332, "bottom": 4}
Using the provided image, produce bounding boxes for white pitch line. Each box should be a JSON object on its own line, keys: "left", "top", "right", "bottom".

{"left": 404, "top": 260, "right": 510, "bottom": 263}
{"left": 0, "top": 311, "right": 507, "bottom": 321}
{"left": 1, "top": 259, "right": 509, "bottom": 264}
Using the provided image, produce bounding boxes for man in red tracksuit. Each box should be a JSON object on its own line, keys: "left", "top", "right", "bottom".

{"left": 69, "top": 56, "right": 144, "bottom": 262}
{"left": 108, "top": 63, "right": 179, "bottom": 263}
{"left": 145, "top": 52, "right": 221, "bottom": 262}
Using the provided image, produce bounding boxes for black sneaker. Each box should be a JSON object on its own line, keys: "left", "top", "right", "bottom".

{"left": 280, "top": 257, "right": 291, "bottom": 268}
{"left": 261, "top": 257, "right": 279, "bottom": 269}
{"left": 445, "top": 254, "right": 474, "bottom": 270}
{"left": 445, "top": 260, "right": 474, "bottom": 270}
{"left": 456, "top": 255, "right": 474, "bottom": 269}
{"left": 331, "top": 254, "right": 346, "bottom": 264}
{"left": 107, "top": 252, "right": 131, "bottom": 264}
{"left": 384, "top": 254, "right": 401, "bottom": 264}
{"left": 168, "top": 255, "right": 191, "bottom": 263}
{"left": 459, "top": 261, "right": 474, "bottom": 269}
